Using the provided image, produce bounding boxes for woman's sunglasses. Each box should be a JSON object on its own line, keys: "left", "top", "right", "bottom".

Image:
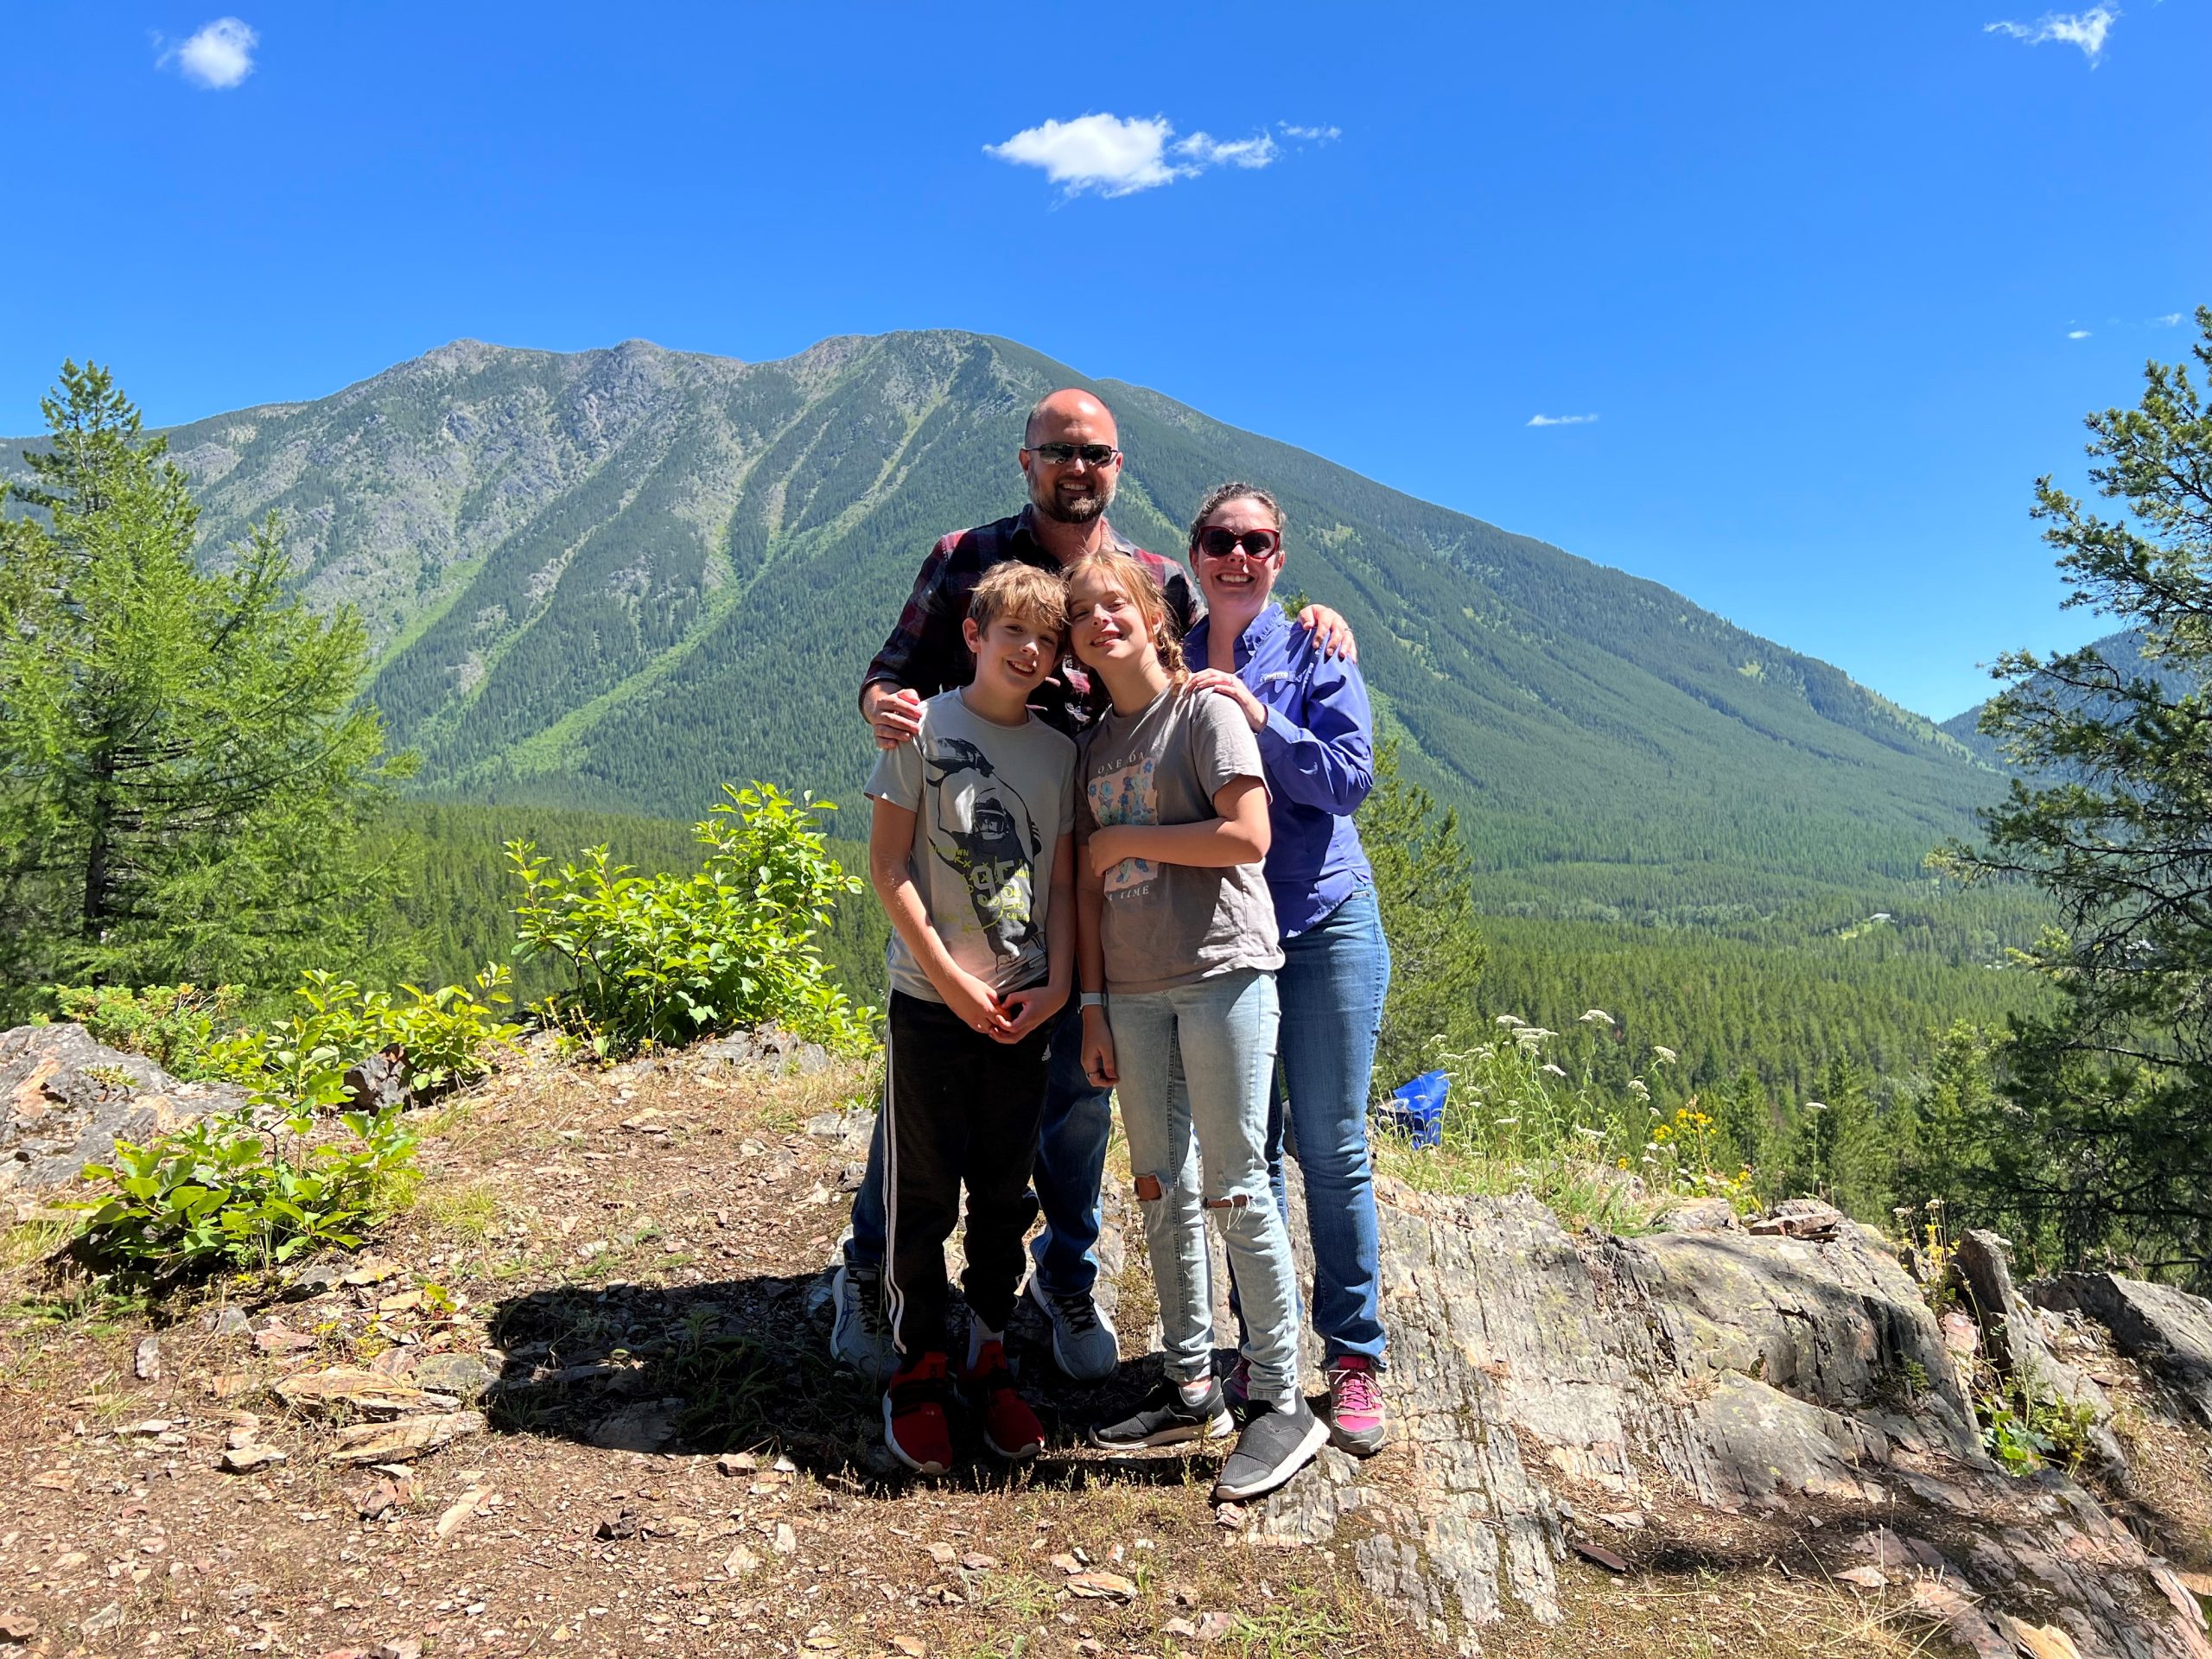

{"left": 1193, "top": 527, "right": 1283, "bottom": 561}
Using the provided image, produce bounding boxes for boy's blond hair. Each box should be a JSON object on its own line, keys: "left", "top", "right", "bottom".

{"left": 969, "top": 561, "right": 1069, "bottom": 642}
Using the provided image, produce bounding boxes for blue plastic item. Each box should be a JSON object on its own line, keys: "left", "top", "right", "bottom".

{"left": 1377, "top": 1069, "right": 1450, "bottom": 1149}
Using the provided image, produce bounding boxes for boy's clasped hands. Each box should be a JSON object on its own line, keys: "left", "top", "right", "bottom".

{"left": 941, "top": 968, "right": 1063, "bottom": 1042}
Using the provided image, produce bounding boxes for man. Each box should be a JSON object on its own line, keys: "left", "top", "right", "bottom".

{"left": 834, "top": 387, "right": 1352, "bottom": 1382}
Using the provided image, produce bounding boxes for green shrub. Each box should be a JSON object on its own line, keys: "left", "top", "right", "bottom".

{"left": 210, "top": 964, "right": 524, "bottom": 1103}
{"left": 49, "top": 983, "right": 243, "bottom": 1080}
{"left": 72, "top": 1102, "right": 419, "bottom": 1274}
{"left": 508, "top": 782, "right": 874, "bottom": 1058}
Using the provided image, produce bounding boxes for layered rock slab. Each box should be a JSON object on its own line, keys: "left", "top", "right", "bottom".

{"left": 2, "top": 1023, "right": 249, "bottom": 1198}
{"left": 1255, "top": 1181, "right": 2210, "bottom": 1657}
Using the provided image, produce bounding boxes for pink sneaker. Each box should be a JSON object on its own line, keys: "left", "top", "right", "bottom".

{"left": 1325, "top": 1356, "right": 1388, "bottom": 1457}
{"left": 1222, "top": 1357, "right": 1252, "bottom": 1419}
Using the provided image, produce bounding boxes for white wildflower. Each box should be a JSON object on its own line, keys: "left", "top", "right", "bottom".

{"left": 1650, "top": 1045, "right": 1678, "bottom": 1065}
{"left": 1627, "top": 1078, "right": 1650, "bottom": 1101}
{"left": 1541, "top": 1063, "right": 1567, "bottom": 1078}
{"left": 1803, "top": 1101, "right": 1827, "bottom": 1114}
{"left": 1579, "top": 1008, "right": 1616, "bottom": 1026}
{"left": 1495, "top": 1014, "right": 1526, "bottom": 1028}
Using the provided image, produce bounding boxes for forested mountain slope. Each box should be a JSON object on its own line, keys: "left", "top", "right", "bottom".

{"left": 3, "top": 332, "right": 2000, "bottom": 916}
{"left": 1940, "top": 627, "right": 2172, "bottom": 768}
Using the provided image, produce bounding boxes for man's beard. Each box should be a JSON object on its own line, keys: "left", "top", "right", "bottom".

{"left": 1032, "top": 473, "right": 1115, "bottom": 524}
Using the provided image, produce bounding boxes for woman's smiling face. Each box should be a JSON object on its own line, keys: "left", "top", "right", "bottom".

{"left": 1066, "top": 568, "right": 1146, "bottom": 669}
{"left": 1193, "top": 495, "right": 1282, "bottom": 614}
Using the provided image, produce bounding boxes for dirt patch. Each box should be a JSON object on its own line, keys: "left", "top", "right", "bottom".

{"left": 0, "top": 1045, "right": 2075, "bottom": 1658}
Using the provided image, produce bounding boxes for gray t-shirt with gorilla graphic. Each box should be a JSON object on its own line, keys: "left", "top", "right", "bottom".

{"left": 866, "top": 690, "right": 1077, "bottom": 1004}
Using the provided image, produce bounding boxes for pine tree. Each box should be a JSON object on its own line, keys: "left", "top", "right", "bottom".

{"left": 1360, "top": 734, "right": 1488, "bottom": 1093}
{"left": 1937, "top": 308, "right": 2212, "bottom": 1278}
{"left": 0, "top": 362, "right": 410, "bottom": 1010}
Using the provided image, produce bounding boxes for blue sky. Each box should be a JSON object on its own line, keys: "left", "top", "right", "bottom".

{"left": 5, "top": 4, "right": 2206, "bottom": 720}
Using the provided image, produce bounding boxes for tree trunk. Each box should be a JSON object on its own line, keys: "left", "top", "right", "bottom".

{"left": 80, "top": 745, "right": 115, "bottom": 946}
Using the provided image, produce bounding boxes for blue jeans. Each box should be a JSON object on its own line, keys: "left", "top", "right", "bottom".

{"left": 847, "top": 996, "right": 1110, "bottom": 1297}
{"left": 1109, "top": 969, "right": 1301, "bottom": 1410}
{"left": 1235, "top": 884, "right": 1392, "bottom": 1367}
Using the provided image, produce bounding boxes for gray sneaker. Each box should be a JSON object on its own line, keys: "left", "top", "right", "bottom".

{"left": 1211, "top": 1395, "right": 1329, "bottom": 1503}
{"left": 1027, "top": 1275, "right": 1119, "bottom": 1382}
{"left": 830, "top": 1258, "right": 895, "bottom": 1382}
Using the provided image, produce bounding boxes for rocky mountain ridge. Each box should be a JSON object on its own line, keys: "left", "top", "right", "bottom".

{"left": 4, "top": 332, "right": 1998, "bottom": 913}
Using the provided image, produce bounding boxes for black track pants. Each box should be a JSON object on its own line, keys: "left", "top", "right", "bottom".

{"left": 883, "top": 988, "right": 1052, "bottom": 1357}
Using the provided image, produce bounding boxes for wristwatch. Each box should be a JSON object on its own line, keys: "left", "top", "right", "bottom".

{"left": 1078, "top": 992, "right": 1107, "bottom": 1009}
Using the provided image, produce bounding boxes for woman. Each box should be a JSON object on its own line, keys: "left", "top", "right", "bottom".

{"left": 1183, "top": 482, "right": 1394, "bottom": 1457}
{"left": 1065, "top": 548, "right": 1329, "bottom": 1504}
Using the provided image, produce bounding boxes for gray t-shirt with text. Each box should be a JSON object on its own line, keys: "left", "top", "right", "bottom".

{"left": 866, "top": 690, "right": 1076, "bottom": 1005}
{"left": 1077, "top": 683, "right": 1282, "bottom": 995}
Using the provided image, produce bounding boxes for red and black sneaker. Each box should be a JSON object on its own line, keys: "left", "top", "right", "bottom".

{"left": 882, "top": 1351, "right": 954, "bottom": 1475}
{"left": 959, "top": 1339, "right": 1045, "bottom": 1461}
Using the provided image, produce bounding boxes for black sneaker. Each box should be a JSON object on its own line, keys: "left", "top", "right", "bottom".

{"left": 1211, "top": 1395, "right": 1329, "bottom": 1502}
{"left": 1089, "top": 1379, "right": 1233, "bottom": 1449}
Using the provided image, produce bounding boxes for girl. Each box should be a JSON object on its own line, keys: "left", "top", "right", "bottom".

{"left": 1065, "top": 550, "right": 1327, "bottom": 1503}
{"left": 1182, "top": 483, "right": 1394, "bottom": 1457}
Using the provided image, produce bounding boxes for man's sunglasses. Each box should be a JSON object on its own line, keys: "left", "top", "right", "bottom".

{"left": 1193, "top": 527, "right": 1283, "bottom": 561}
{"left": 1029, "top": 442, "right": 1118, "bottom": 467}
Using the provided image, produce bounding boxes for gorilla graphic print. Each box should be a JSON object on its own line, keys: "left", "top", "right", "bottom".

{"left": 924, "top": 736, "right": 1046, "bottom": 971}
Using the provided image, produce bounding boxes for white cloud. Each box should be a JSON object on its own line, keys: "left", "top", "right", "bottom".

{"left": 158, "top": 16, "right": 258, "bottom": 88}
{"left": 1174, "top": 130, "right": 1281, "bottom": 169}
{"left": 2151, "top": 312, "right": 2183, "bottom": 327}
{"left": 2068, "top": 328, "right": 2093, "bottom": 339}
{"left": 1527, "top": 413, "right": 1599, "bottom": 427}
{"left": 1278, "top": 124, "right": 1343, "bottom": 142}
{"left": 1984, "top": 6, "right": 2118, "bottom": 63}
{"left": 985, "top": 112, "right": 1309, "bottom": 198}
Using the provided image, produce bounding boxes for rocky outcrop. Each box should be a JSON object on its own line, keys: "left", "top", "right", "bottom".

{"left": 1954, "top": 1228, "right": 2130, "bottom": 1484}
{"left": 1, "top": 1023, "right": 248, "bottom": 1201}
{"left": 2034, "top": 1274, "right": 2212, "bottom": 1431}
{"left": 1248, "top": 1179, "right": 2211, "bottom": 1657}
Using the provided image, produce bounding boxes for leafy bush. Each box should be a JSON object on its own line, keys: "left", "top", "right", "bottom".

{"left": 49, "top": 982, "right": 243, "bottom": 1080}
{"left": 210, "top": 964, "right": 524, "bottom": 1104}
{"left": 72, "top": 1103, "right": 419, "bottom": 1274}
{"left": 509, "top": 782, "right": 874, "bottom": 1058}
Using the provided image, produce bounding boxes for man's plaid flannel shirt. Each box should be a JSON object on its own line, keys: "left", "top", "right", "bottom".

{"left": 860, "top": 505, "right": 1198, "bottom": 737}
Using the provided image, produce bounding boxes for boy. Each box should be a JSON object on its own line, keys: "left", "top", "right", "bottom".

{"left": 862, "top": 562, "right": 1077, "bottom": 1473}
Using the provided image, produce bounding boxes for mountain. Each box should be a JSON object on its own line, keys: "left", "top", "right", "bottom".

{"left": 1941, "top": 627, "right": 2183, "bottom": 766}
{"left": 2, "top": 331, "right": 2000, "bottom": 918}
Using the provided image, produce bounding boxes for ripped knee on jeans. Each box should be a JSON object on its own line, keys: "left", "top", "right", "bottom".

{"left": 1201, "top": 1193, "right": 1251, "bottom": 1211}
{"left": 1134, "top": 1173, "right": 1166, "bottom": 1203}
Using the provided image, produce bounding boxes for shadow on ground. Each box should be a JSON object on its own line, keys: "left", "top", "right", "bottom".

{"left": 481, "top": 1270, "right": 1214, "bottom": 1495}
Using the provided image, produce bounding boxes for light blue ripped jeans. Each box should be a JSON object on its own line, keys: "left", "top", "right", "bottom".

{"left": 1108, "top": 968, "right": 1301, "bottom": 1411}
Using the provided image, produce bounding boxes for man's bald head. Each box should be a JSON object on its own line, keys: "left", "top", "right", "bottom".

{"left": 1019, "top": 389, "right": 1120, "bottom": 528}
{"left": 1023, "top": 389, "right": 1118, "bottom": 449}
